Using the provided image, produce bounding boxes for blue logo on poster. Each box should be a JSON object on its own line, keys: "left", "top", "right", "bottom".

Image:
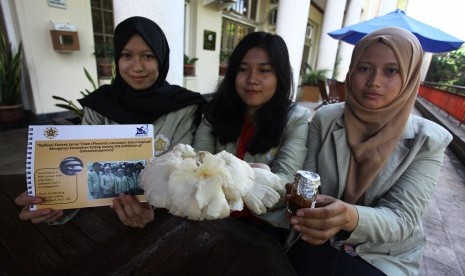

{"left": 135, "top": 125, "right": 149, "bottom": 136}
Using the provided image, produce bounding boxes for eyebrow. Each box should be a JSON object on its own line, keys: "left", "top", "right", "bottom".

{"left": 120, "top": 47, "right": 153, "bottom": 53}
{"left": 240, "top": 61, "right": 272, "bottom": 66}
{"left": 357, "top": 61, "right": 399, "bottom": 66}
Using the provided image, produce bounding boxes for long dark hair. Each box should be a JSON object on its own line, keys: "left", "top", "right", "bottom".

{"left": 203, "top": 31, "right": 294, "bottom": 154}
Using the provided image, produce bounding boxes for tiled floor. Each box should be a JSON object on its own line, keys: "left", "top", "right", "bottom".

{"left": 421, "top": 147, "right": 465, "bottom": 276}
{"left": 0, "top": 101, "right": 464, "bottom": 275}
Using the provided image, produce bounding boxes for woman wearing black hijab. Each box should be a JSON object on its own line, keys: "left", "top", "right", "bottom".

{"left": 15, "top": 16, "right": 205, "bottom": 228}
{"left": 79, "top": 16, "right": 206, "bottom": 156}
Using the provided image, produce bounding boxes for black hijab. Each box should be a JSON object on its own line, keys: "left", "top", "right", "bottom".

{"left": 79, "top": 16, "right": 205, "bottom": 124}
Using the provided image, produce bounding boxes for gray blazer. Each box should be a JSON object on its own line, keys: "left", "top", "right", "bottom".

{"left": 304, "top": 103, "right": 452, "bottom": 275}
{"left": 194, "top": 104, "right": 310, "bottom": 228}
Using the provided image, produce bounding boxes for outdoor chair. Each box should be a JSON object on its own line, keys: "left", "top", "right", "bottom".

{"left": 336, "top": 80, "right": 346, "bottom": 101}
{"left": 315, "top": 79, "right": 340, "bottom": 110}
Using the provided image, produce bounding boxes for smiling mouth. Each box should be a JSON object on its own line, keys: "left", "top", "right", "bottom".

{"left": 130, "top": 76, "right": 146, "bottom": 81}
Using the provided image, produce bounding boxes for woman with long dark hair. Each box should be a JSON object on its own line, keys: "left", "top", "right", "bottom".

{"left": 194, "top": 31, "right": 310, "bottom": 234}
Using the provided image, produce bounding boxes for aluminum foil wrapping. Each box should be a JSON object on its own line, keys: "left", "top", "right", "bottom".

{"left": 294, "top": 170, "right": 320, "bottom": 202}
{"left": 287, "top": 170, "right": 321, "bottom": 215}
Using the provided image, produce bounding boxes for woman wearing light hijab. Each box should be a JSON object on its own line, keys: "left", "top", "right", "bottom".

{"left": 287, "top": 27, "right": 452, "bottom": 275}
{"left": 15, "top": 16, "right": 206, "bottom": 228}
{"left": 100, "top": 166, "right": 116, "bottom": 198}
{"left": 114, "top": 168, "right": 129, "bottom": 195}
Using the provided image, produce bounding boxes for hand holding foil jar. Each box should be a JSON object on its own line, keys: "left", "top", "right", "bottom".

{"left": 286, "top": 170, "right": 321, "bottom": 216}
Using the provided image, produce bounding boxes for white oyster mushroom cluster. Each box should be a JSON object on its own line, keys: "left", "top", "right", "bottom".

{"left": 139, "top": 144, "right": 283, "bottom": 220}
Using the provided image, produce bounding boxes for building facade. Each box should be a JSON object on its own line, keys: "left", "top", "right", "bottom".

{"left": 1, "top": 0, "right": 406, "bottom": 116}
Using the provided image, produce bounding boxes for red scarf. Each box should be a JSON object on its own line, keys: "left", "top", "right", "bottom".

{"left": 236, "top": 117, "right": 255, "bottom": 159}
{"left": 230, "top": 118, "right": 262, "bottom": 223}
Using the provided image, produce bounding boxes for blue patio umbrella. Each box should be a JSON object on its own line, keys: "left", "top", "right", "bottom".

{"left": 328, "top": 9, "right": 464, "bottom": 53}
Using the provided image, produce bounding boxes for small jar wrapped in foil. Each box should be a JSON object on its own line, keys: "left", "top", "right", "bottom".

{"left": 286, "top": 170, "right": 321, "bottom": 216}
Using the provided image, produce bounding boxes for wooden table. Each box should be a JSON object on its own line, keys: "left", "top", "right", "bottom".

{"left": 0, "top": 174, "right": 296, "bottom": 275}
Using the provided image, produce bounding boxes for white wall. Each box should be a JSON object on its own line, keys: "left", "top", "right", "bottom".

{"left": 12, "top": 0, "right": 97, "bottom": 114}
{"left": 186, "top": 1, "right": 224, "bottom": 94}
{"left": 276, "top": 0, "right": 311, "bottom": 100}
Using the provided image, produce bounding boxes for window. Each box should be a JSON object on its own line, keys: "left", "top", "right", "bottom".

{"left": 305, "top": 21, "right": 315, "bottom": 45}
{"left": 91, "top": 0, "right": 114, "bottom": 60}
{"left": 269, "top": 8, "right": 278, "bottom": 25}
{"left": 226, "top": 0, "right": 257, "bottom": 21}
{"left": 91, "top": 0, "right": 114, "bottom": 78}
{"left": 220, "top": 18, "right": 255, "bottom": 64}
{"left": 220, "top": 0, "right": 258, "bottom": 66}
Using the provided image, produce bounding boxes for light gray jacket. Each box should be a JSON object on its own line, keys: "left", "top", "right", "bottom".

{"left": 82, "top": 105, "right": 200, "bottom": 156}
{"left": 193, "top": 104, "right": 310, "bottom": 228}
{"left": 304, "top": 103, "right": 452, "bottom": 276}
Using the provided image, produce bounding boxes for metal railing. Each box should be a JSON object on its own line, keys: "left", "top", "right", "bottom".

{"left": 418, "top": 83, "right": 465, "bottom": 127}
{"left": 422, "top": 82, "right": 465, "bottom": 96}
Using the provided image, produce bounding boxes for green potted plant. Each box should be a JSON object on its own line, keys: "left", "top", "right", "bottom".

{"left": 184, "top": 54, "right": 198, "bottom": 76}
{"left": 94, "top": 42, "right": 114, "bottom": 79}
{"left": 219, "top": 50, "right": 231, "bottom": 76}
{"left": 300, "top": 63, "right": 329, "bottom": 102}
{"left": 0, "top": 31, "right": 23, "bottom": 124}
{"left": 301, "top": 63, "right": 329, "bottom": 86}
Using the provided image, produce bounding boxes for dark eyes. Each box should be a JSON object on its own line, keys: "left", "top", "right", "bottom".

{"left": 387, "top": 68, "right": 399, "bottom": 74}
{"left": 142, "top": 53, "right": 155, "bottom": 60}
{"left": 261, "top": 68, "right": 273, "bottom": 73}
{"left": 357, "top": 66, "right": 399, "bottom": 75}
{"left": 119, "top": 52, "right": 155, "bottom": 61}
{"left": 238, "top": 66, "right": 273, "bottom": 73}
